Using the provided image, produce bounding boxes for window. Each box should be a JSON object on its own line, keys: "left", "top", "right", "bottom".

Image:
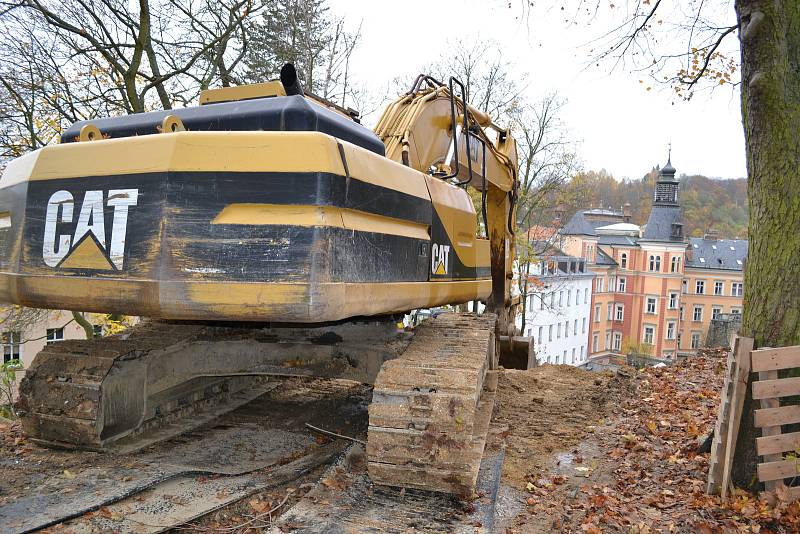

{"left": 617, "top": 277, "right": 626, "bottom": 292}
{"left": 557, "top": 323, "right": 562, "bottom": 338}
{"left": 2, "top": 332, "right": 21, "bottom": 363}
{"left": 693, "top": 305, "right": 703, "bottom": 322}
{"left": 609, "top": 276, "right": 616, "bottom": 291}
{"left": 663, "top": 350, "right": 674, "bottom": 359}
{"left": 691, "top": 332, "right": 701, "bottom": 349}
{"left": 571, "top": 347, "right": 576, "bottom": 364}
{"left": 550, "top": 292, "right": 555, "bottom": 307}
{"left": 646, "top": 297, "right": 657, "bottom": 314}
{"left": 680, "top": 305, "right": 685, "bottom": 320}
{"left": 565, "top": 321, "right": 569, "bottom": 338}
{"left": 671, "top": 256, "right": 681, "bottom": 273}
{"left": 576, "top": 288, "right": 581, "bottom": 305}
{"left": 649, "top": 255, "right": 661, "bottom": 272}
{"left": 549, "top": 325, "right": 553, "bottom": 341}
{"left": 682, "top": 279, "right": 688, "bottom": 294}
{"left": 677, "top": 333, "right": 682, "bottom": 348}
{"left": 46, "top": 328, "right": 64, "bottom": 344}
{"left": 714, "top": 281, "right": 724, "bottom": 296}
{"left": 574, "top": 319, "right": 578, "bottom": 336}
{"left": 92, "top": 324, "right": 104, "bottom": 337}
{"left": 712, "top": 307, "right": 722, "bottom": 320}
{"left": 731, "top": 307, "right": 742, "bottom": 315}
{"left": 615, "top": 304, "right": 624, "bottom": 322}
{"left": 732, "top": 282, "right": 743, "bottom": 297}
{"left": 620, "top": 252, "right": 628, "bottom": 269}
{"left": 592, "top": 334, "right": 599, "bottom": 353}
{"left": 644, "top": 326, "right": 655, "bottom": 345}
{"left": 695, "top": 280, "right": 705, "bottom": 294}
{"left": 580, "top": 346, "right": 585, "bottom": 361}
{"left": 540, "top": 294, "right": 545, "bottom": 310}
{"left": 607, "top": 303, "right": 613, "bottom": 321}
{"left": 559, "top": 291, "right": 564, "bottom": 307}
{"left": 537, "top": 326, "right": 543, "bottom": 344}
{"left": 613, "top": 332, "right": 622, "bottom": 351}
{"left": 563, "top": 350, "right": 567, "bottom": 363}
{"left": 596, "top": 277, "right": 604, "bottom": 293}
{"left": 582, "top": 317, "right": 586, "bottom": 333}
{"left": 594, "top": 304, "right": 600, "bottom": 322}
{"left": 584, "top": 288, "right": 589, "bottom": 304}
{"left": 605, "top": 331, "right": 611, "bottom": 350}
{"left": 666, "top": 321, "right": 676, "bottom": 340}
{"left": 567, "top": 290, "right": 571, "bottom": 307}
{"left": 668, "top": 292, "right": 678, "bottom": 309}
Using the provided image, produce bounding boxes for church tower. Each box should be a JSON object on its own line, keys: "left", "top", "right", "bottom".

{"left": 642, "top": 151, "right": 684, "bottom": 242}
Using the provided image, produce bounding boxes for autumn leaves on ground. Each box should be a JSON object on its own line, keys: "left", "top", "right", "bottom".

{"left": 491, "top": 358, "right": 800, "bottom": 533}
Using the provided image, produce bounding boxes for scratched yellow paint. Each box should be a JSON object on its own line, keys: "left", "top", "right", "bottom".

{"left": 212, "top": 204, "right": 430, "bottom": 241}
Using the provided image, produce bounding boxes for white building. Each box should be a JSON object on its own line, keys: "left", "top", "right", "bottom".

{"left": 517, "top": 253, "right": 594, "bottom": 366}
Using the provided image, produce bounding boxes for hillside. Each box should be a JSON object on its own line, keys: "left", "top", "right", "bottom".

{"left": 555, "top": 169, "right": 748, "bottom": 239}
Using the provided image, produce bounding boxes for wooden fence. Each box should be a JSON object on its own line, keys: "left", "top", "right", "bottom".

{"left": 752, "top": 346, "right": 800, "bottom": 500}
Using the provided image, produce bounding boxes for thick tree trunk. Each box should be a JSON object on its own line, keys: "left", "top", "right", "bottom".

{"left": 731, "top": 0, "right": 800, "bottom": 490}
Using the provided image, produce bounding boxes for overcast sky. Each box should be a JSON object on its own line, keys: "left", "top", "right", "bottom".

{"left": 328, "top": 0, "right": 746, "bottom": 181}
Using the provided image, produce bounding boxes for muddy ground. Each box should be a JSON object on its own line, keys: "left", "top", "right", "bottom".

{"left": 6, "top": 356, "right": 796, "bottom": 533}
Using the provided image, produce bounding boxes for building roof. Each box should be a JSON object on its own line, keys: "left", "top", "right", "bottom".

{"left": 685, "top": 238, "right": 747, "bottom": 271}
{"left": 560, "top": 209, "right": 625, "bottom": 236}
{"left": 596, "top": 222, "right": 641, "bottom": 233}
{"left": 594, "top": 247, "right": 618, "bottom": 266}
{"left": 642, "top": 205, "right": 682, "bottom": 242}
{"left": 597, "top": 234, "right": 639, "bottom": 247}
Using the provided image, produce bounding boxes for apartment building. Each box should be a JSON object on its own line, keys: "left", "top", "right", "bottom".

{"left": 2, "top": 309, "right": 116, "bottom": 369}
{"left": 559, "top": 156, "right": 746, "bottom": 360}
{"left": 517, "top": 252, "right": 593, "bottom": 366}
{"left": 680, "top": 236, "right": 746, "bottom": 352}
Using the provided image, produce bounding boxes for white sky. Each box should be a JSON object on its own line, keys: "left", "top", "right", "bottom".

{"left": 328, "top": 0, "right": 746, "bottom": 181}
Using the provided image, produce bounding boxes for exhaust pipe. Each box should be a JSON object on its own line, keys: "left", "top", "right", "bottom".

{"left": 280, "top": 63, "right": 304, "bottom": 96}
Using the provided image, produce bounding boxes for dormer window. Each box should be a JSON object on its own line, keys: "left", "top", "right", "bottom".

{"left": 620, "top": 252, "right": 628, "bottom": 269}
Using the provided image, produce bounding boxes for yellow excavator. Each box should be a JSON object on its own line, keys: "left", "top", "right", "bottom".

{"left": 0, "top": 64, "right": 528, "bottom": 494}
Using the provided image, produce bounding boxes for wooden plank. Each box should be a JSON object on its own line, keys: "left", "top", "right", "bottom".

{"left": 755, "top": 404, "right": 800, "bottom": 428}
{"left": 757, "top": 458, "right": 800, "bottom": 482}
{"left": 751, "top": 346, "right": 800, "bottom": 372}
{"left": 757, "top": 431, "right": 800, "bottom": 456}
{"left": 752, "top": 376, "right": 800, "bottom": 400}
{"left": 707, "top": 342, "right": 739, "bottom": 494}
{"left": 721, "top": 337, "right": 754, "bottom": 499}
{"left": 757, "top": 369, "right": 785, "bottom": 493}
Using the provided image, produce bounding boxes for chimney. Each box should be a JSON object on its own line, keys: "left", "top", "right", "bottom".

{"left": 622, "top": 202, "right": 632, "bottom": 223}
{"left": 704, "top": 228, "right": 719, "bottom": 241}
{"left": 553, "top": 204, "right": 566, "bottom": 227}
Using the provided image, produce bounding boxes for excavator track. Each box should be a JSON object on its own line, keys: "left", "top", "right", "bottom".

{"left": 17, "top": 318, "right": 408, "bottom": 453}
{"left": 367, "top": 312, "right": 498, "bottom": 495}
{"left": 16, "top": 321, "right": 269, "bottom": 451}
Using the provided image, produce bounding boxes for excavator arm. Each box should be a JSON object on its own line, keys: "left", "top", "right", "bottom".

{"left": 374, "top": 76, "right": 520, "bottom": 333}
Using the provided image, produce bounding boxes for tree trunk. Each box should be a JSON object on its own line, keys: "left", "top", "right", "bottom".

{"left": 731, "top": 0, "right": 800, "bottom": 490}
{"left": 71, "top": 311, "right": 94, "bottom": 340}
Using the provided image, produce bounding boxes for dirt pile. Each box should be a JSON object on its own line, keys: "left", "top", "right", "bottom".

{"left": 488, "top": 364, "right": 635, "bottom": 490}
{"left": 504, "top": 357, "right": 800, "bottom": 533}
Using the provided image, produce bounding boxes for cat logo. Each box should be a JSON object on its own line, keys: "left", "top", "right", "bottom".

{"left": 42, "top": 189, "right": 139, "bottom": 270}
{"left": 430, "top": 243, "right": 450, "bottom": 275}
